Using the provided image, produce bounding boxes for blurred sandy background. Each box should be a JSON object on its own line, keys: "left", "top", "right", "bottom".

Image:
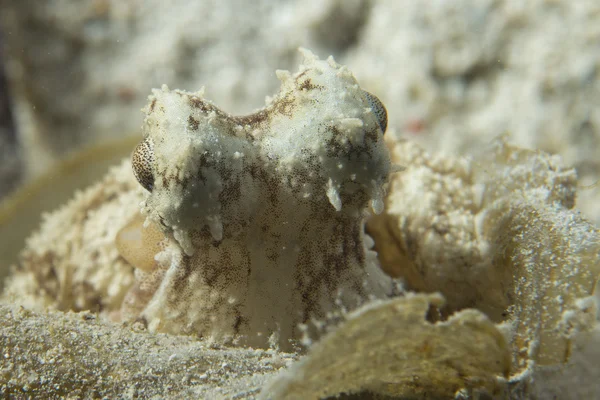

{"left": 0, "top": 0, "right": 598, "bottom": 224}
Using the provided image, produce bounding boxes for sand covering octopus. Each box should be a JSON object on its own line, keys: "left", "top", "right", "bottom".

{"left": 3, "top": 49, "right": 600, "bottom": 398}
{"left": 2, "top": 49, "right": 395, "bottom": 351}
{"left": 114, "top": 49, "right": 396, "bottom": 349}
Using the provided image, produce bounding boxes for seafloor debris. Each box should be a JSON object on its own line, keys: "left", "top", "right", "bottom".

{"left": 261, "top": 293, "right": 510, "bottom": 399}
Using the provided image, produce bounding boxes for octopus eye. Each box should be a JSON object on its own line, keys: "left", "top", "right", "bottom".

{"left": 132, "top": 136, "right": 155, "bottom": 192}
{"left": 363, "top": 91, "right": 388, "bottom": 134}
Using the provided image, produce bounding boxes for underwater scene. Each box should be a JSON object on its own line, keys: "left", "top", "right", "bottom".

{"left": 0, "top": 1, "right": 599, "bottom": 399}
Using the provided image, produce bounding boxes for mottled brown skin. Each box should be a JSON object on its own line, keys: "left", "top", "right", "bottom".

{"left": 125, "top": 54, "right": 392, "bottom": 349}
{"left": 131, "top": 90, "right": 387, "bottom": 195}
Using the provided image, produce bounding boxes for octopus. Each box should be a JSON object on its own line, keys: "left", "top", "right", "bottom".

{"left": 116, "top": 49, "right": 395, "bottom": 349}
{"left": 3, "top": 47, "right": 600, "bottom": 398}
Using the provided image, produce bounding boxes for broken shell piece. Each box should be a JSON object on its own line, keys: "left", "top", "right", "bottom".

{"left": 492, "top": 201, "right": 600, "bottom": 375}
{"left": 478, "top": 141, "right": 600, "bottom": 374}
{"left": 126, "top": 49, "right": 394, "bottom": 349}
{"left": 260, "top": 293, "right": 510, "bottom": 399}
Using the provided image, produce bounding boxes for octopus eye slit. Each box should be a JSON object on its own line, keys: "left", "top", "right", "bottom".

{"left": 132, "top": 137, "right": 155, "bottom": 192}
{"left": 363, "top": 91, "right": 388, "bottom": 134}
